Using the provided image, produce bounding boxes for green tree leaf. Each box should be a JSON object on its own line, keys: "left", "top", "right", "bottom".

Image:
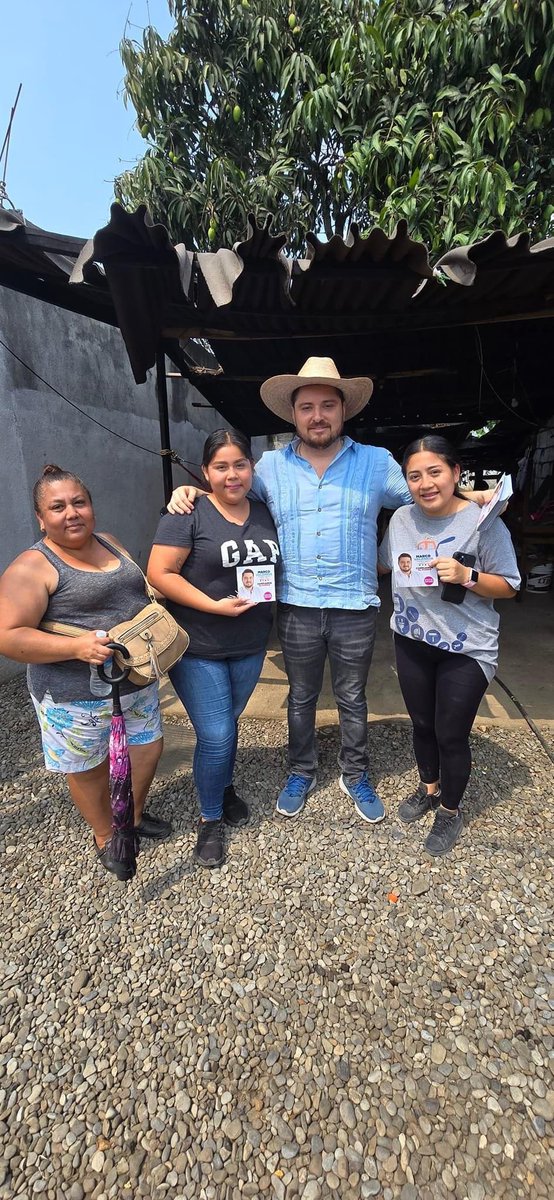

{"left": 114, "top": 0, "right": 554, "bottom": 252}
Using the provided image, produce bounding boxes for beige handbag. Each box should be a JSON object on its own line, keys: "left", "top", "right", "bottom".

{"left": 40, "top": 537, "right": 189, "bottom": 686}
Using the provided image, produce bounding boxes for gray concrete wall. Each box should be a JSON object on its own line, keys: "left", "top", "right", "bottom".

{"left": 0, "top": 286, "right": 268, "bottom": 681}
{"left": 166, "top": 371, "right": 268, "bottom": 482}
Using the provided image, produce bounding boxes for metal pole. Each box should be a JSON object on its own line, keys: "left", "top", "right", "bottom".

{"left": 155, "top": 347, "right": 174, "bottom": 503}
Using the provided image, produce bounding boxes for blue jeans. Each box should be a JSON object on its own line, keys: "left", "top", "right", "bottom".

{"left": 277, "top": 604, "right": 378, "bottom": 781}
{"left": 169, "top": 652, "right": 265, "bottom": 820}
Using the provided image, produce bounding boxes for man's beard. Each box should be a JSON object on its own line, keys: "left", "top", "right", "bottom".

{"left": 300, "top": 428, "right": 342, "bottom": 450}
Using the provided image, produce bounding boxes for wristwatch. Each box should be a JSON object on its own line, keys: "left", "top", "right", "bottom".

{"left": 463, "top": 568, "right": 479, "bottom": 589}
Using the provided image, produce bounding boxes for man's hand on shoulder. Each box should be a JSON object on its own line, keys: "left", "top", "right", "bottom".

{"left": 459, "top": 487, "right": 497, "bottom": 507}
{"left": 167, "top": 486, "right": 205, "bottom": 515}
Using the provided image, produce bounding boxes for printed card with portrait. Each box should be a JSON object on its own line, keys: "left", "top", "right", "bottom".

{"left": 236, "top": 564, "right": 276, "bottom": 602}
{"left": 391, "top": 538, "right": 440, "bottom": 589}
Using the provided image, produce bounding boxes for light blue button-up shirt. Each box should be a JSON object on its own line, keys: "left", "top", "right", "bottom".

{"left": 251, "top": 437, "right": 412, "bottom": 609}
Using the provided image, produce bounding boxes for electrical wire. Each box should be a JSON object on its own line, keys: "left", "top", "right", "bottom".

{"left": 494, "top": 674, "right": 554, "bottom": 765}
{"left": 0, "top": 334, "right": 204, "bottom": 484}
{"left": 0, "top": 84, "right": 22, "bottom": 211}
{"left": 474, "top": 328, "right": 540, "bottom": 428}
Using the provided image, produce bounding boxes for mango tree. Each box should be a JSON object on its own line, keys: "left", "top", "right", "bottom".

{"left": 116, "top": 0, "right": 554, "bottom": 251}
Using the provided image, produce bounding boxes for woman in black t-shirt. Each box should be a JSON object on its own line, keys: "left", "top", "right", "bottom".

{"left": 148, "top": 430, "right": 280, "bottom": 868}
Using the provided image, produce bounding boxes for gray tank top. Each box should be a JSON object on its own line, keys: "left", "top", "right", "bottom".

{"left": 28, "top": 536, "right": 149, "bottom": 703}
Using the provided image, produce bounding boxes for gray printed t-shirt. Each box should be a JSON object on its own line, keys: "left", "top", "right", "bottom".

{"left": 379, "top": 502, "right": 520, "bottom": 681}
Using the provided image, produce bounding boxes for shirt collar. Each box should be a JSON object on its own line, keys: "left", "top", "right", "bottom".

{"left": 285, "top": 435, "right": 356, "bottom": 459}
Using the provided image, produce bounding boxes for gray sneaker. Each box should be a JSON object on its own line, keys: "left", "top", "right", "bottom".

{"left": 424, "top": 808, "right": 463, "bottom": 857}
{"left": 398, "top": 785, "right": 441, "bottom": 824}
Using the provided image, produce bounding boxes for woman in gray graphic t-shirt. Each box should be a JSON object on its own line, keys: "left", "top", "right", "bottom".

{"left": 379, "top": 435, "right": 520, "bottom": 859}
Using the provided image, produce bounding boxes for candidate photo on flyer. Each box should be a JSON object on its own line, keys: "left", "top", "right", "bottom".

{"left": 393, "top": 550, "right": 438, "bottom": 589}
{"left": 236, "top": 565, "right": 276, "bottom": 602}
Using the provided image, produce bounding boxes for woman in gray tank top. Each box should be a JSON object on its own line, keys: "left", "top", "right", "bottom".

{"left": 0, "top": 464, "right": 169, "bottom": 881}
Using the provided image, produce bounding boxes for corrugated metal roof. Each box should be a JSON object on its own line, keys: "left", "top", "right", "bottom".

{"left": 71, "top": 207, "right": 554, "bottom": 379}
{"left": 0, "top": 204, "right": 552, "bottom": 451}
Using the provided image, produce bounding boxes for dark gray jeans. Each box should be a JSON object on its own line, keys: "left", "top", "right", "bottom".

{"left": 277, "top": 603, "right": 378, "bottom": 782}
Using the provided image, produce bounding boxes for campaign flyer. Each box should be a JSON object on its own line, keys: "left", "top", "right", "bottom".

{"left": 392, "top": 542, "right": 439, "bottom": 589}
{"left": 476, "top": 473, "right": 513, "bottom": 530}
{"left": 236, "top": 564, "right": 276, "bottom": 602}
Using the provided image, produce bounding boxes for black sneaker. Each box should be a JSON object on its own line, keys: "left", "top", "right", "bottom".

{"left": 195, "top": 819, "right": 224, "bottom": 868}
{"left": 424, "top": 808, "right": 463, "bottom": 857}
{"left": 94, "top": 836, "right": 136, "bottom": 882}
{"left": 398, "top": 785, "right": 441, "bottom": 824}
{"left": 135, "top": 811, "right": 173, "bottom": 840}
{"left": 223, "top": 784, "right": 249, "bottom": 827}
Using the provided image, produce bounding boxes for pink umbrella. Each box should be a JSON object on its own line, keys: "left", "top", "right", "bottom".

{"left": 98, "top": 644, "right": 138, "bottom": 880}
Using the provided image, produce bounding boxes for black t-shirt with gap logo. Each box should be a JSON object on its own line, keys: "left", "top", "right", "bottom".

{"left": 153, "top": 497, "right": 280, "bottom": 658}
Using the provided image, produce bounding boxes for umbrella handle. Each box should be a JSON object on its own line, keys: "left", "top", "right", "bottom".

{"left": 97, "top": 642, "right": 132, "bottom": 687}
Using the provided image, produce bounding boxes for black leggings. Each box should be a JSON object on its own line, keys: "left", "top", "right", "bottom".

{"left": 394, "top": 634, "right": 489, "bottom": 811}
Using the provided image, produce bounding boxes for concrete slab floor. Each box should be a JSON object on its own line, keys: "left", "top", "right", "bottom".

{"left": 158, "top": 588, "right": 554, "bottom": 777}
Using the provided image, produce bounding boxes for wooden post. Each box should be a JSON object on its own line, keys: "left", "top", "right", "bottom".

{"left": 155, "top": 347, "right": 173, "bottom": 503}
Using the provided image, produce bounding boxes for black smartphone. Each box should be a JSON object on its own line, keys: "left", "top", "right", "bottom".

{"left": 441, "top": 551, "right": 476, "bottom": 605}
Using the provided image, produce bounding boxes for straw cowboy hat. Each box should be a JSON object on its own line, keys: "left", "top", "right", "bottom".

{"left": 260, "top": 357, "right": 373, "bottom": 424}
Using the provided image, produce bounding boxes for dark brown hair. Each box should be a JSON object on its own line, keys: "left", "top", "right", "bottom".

{"left": 33, "top": 465, "right": 92, "bottom": 513}
{"left": 202, "top": 429, "right": 253, "bottom": 467}
{"left": 402, "top": 435, "right": 463, "bottom": 496}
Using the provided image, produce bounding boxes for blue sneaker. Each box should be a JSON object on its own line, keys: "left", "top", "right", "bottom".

{"left": 276, "top": 773, "right": 316, "bottom": 817}
{"left": 340, "top": 774, "right": 385, "bottom": 824}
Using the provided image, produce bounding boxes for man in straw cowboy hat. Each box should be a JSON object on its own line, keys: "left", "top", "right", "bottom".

{"left": 167, "top": 355, "right": 413, "bottom": 824}
{"left": 168, "top": 357, "right": 490, "bottom": 822}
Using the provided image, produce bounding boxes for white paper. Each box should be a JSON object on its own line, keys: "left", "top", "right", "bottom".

{"left": 236, "top": 564, "right": 276, "bottom": 602}
{"left": 476, "top": 474, "right": 513, "bottom": 529}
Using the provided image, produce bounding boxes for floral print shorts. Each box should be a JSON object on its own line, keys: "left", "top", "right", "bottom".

{"left": 30, "top": 683, "right": 162, "bottom": 773}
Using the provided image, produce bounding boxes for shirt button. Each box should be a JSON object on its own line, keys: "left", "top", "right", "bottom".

{"left": 317, "top": 507, "right": 322, "bottom": 512}
{"left": 316, "top": 554, "right": 321, "bottom": 560}
{"left": 316, "top": 531, "right": 321, "bottom": 536}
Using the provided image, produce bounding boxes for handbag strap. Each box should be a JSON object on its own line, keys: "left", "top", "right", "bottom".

{"left": 96, "top": 534, "right": 157, "bottom": 603}
{"left": 39, "top": 536, "right": 157, "bottom": 638}
{"left": 40, "top": 618, "right": 88, "bottom": 637}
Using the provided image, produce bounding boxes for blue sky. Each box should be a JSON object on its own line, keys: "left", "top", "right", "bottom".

{"left": 0, "top": 0, "right": 173, "bottom": 239}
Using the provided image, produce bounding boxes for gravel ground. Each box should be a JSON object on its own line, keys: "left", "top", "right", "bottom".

{"left": 0, "top": 674, "right": 553, "bottom": 1200}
